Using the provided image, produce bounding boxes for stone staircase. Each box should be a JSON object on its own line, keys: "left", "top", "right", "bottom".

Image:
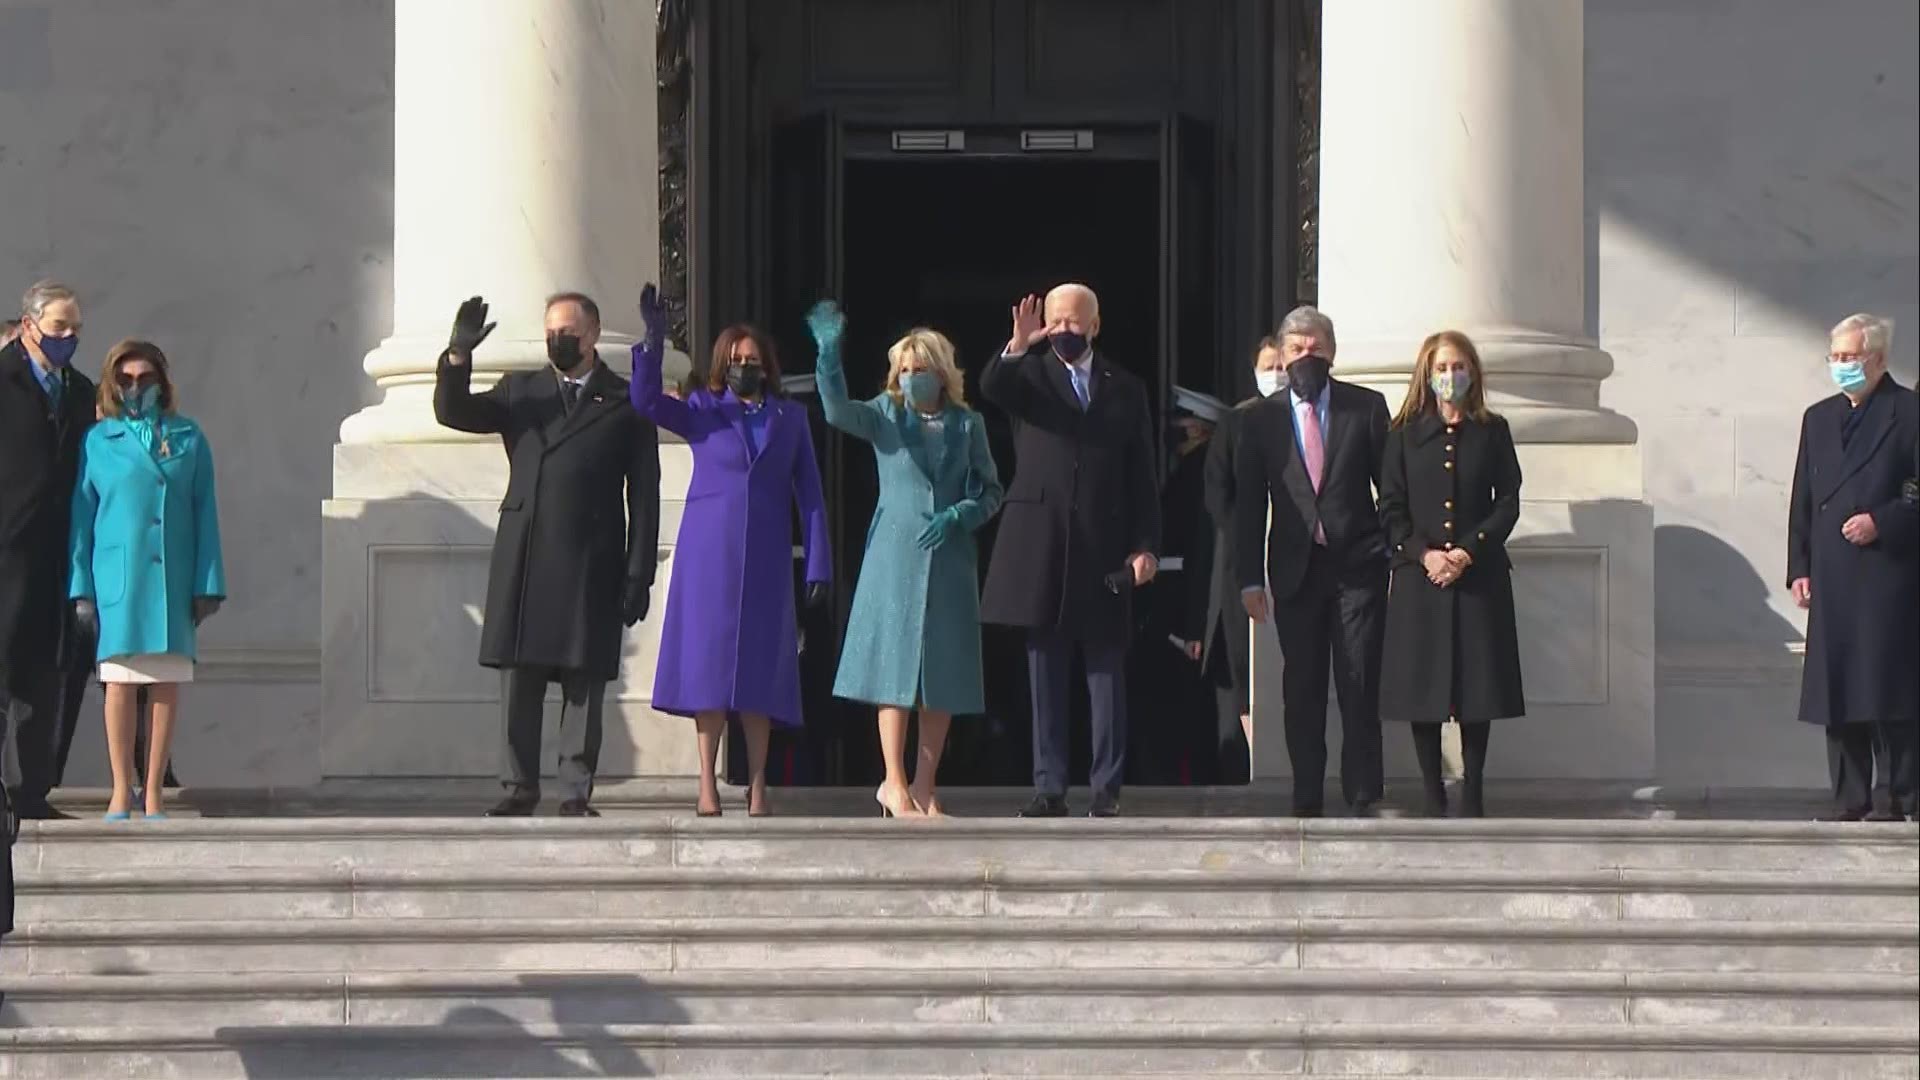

{"left": 4, "top": 815, "right": 1916, "bottom": 1078}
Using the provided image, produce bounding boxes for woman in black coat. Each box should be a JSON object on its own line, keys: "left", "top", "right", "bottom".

{"left": 1378, "top": 330, "right": 1525, "bottom": 817}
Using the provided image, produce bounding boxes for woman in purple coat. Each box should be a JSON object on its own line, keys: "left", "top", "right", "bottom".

{"left": 630, "top": 287, "right": 831, "bottom": 817}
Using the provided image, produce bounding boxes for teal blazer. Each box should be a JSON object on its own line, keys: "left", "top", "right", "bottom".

{"left": 819, "top": 354, "right": 1003, "bottom": 713}
{"left": 69, "top": 415, "right": 226, "bottom": 661}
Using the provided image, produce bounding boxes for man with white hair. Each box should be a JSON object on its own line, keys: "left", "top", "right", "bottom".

{"left": 1, "top": 281, "right": 97, "bottom": 820}
{"left": 1787, "top": 312, "right": 1918, "bottom": 821}
{"left": 1235, "top": 305, "right": 1391, "bottom": 817}
{"left": 981, "top": 283, "right": 1161, "bottom": 817}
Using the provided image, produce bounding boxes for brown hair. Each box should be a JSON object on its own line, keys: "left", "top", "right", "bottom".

{"left": 96, "top": 339, "right": 179, "bottom": 419}
{"left": 544, "top": 291, "right": 601, "bottom": 327}
{"left": 706, "top": 324, "right": 782, "bottom": 396}
{"left": 1391, "top": 329, "right": 1496, "bottom": 429}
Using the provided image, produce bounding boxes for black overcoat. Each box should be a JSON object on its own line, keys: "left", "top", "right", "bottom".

{"left": 1200, "top": 397, "right": 1259, "bottom": 700}
{"left": 435, "top": 357, "right": 661, "bottom": 682}
{"left": 1377, "top": 412, "right": 1526, "bottom": 723}
{"left": 1787, "top": 377, "right": 1919, "bottom": 729}
{"left": 0, "top": 341, "right": 96, "bottom": 672}
{"left": 978, "top": 346, "right": 1161, "bottom": 645}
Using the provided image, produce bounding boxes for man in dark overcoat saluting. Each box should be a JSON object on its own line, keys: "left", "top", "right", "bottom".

{"left": 1787, "top": 312, "right": 1918, "bottom": 821}
{"left": 435, "top": 292, "right": 661, "bottom": 817}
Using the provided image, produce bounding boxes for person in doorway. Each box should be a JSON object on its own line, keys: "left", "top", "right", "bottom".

{"left": 1201, "top": 338, "right": 1287, "bottom": 783}
{"left": 980, "top": 284, "right": 1160, "bottom": 818}
{"left": 1787, "top": 313, "right": 1918, "bottom": 822}
{"left": 810, "top": 303, "right": 1004, "bottom": 817}
{"left": 1377, "top": 331, "right": 1525, "bottom": 817}
{"left": 632, "top": 287, "right": 831, "bottom": 819}
{"left": 1, "top": 281, "right": 96, "bottom": 821}
{"left": 1235, "top": 305, "right": 1390, "bottom": 817}
{"left": 434, "top": 293, "right": 661, "bottom": 819}
{"left": 68, "top": 340, "right": 225, "bottom": 820}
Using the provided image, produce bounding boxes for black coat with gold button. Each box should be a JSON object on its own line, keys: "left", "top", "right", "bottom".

{"left": 1377, "top": 411, "right": 1525, "bottom": 723}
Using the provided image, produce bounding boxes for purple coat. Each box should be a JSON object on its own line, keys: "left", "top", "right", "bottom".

{"left": 631, "top": 342, "right": 831, "bottom": 727}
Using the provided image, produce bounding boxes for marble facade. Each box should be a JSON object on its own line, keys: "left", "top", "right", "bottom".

{"left": 1, "top": 0, "right": 1912, "bottom": 791}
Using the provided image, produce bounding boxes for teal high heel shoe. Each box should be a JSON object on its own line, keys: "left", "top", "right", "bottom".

{"left": 103, "top": 810, "right": 132, "bottom": 822}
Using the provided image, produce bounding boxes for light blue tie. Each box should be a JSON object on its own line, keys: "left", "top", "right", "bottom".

{"left": 1071, "top": 368, "right": 1090, "bottom": 410}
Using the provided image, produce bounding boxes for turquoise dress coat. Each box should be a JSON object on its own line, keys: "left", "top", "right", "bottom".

{"left": 68, "top": 414, "right": 226, "bottom": 661}
{"left": 819, "top": 353, "right": 1004, "bottom": 713}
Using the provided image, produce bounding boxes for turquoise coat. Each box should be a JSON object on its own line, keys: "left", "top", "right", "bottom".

{"left": 68, "top": 415, "right": 226, "bottom": 661}
{"left": 819, "top": 356, "right": 1003, "bottom": 713}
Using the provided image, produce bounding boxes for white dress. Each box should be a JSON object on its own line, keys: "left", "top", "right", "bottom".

{"left": 99, "top": 653, "right": 195, "bottom": 685}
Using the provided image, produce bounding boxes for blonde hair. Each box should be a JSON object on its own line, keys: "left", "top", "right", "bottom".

{"left": 1392, "top": 330, "right": 1496, "bottom": 429}
{"left": 884, "top": 328, "right": 968, "bottom": 410}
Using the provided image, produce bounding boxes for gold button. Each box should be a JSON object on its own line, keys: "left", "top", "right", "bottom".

{"left": 1444, "top": 542, "right": 1455, "bottom": 550}
{"left": 1478, "top": 532, "right": 1487, "bottom": 540}
{"left": 1444, "top": 521, "right": 1454, "bottom": 530}
{"left": 1444, "top": 461, "right": 1453, "bottom": 470}
{"left": 1444, "top": 500, "right": 1454, "bottom": 510}
{"left": 1445, "top": 443, "right": 1455, "bottom": 453}
{"left": 1446, "top": 425, "right": 1457, "bottom": 434}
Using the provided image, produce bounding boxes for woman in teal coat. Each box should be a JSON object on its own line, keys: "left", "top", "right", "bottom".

{"left": 810, "top": 302, "right": 1003, "bottom": 818}
{"left": 69, "top": 340, "right": 225, "bottom": 820}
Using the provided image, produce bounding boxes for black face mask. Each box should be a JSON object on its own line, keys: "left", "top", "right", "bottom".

{"left": 727, "top": 364, "right": 765, "bottom": 398}
{"left": 546, "top": 332, "right": 583, "bottom": 370}
{"left": 1285, "top": 355, "right": 1331, "bottom": 399}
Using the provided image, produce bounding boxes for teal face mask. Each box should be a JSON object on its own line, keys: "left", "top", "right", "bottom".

{"left": 124, "top": 385, "right": 161, "bottom": 418}
{"left": 902, "top": 370, "right": 942, "bottom": 408}
{"left": 1830, "top": 360, "right": 1869, "bottom": 394}
{"left": 1429, "top": 368, "right": 1472, "bottom": 404}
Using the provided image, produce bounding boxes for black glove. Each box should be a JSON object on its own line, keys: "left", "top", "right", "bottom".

{"left": 448, "top": 296, "right": 496, "bottom": 355}
{"left": 623, "top": 578, "right": 651, "bottom": 627}
{"left": 639, "top": 283, "right": 668, "bottom": 347}
{"left": 72, "top": 598, "right": 99, "bottom": 638}
{"left": 804, "top": 581, "right": 829, "bottom": 609}
{"left": 192, "top": 596, "right": 223, "bottom": 627}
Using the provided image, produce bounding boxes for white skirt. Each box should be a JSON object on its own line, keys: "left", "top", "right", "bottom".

{"left": 99, "top": 653, "right": 195, "bottom": 685}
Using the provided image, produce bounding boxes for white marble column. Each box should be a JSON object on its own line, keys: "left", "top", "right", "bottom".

{"left": 1251, "top": 0, "right": 1655, "bottom": 785}
{"left": 340, "top": 0, "right": 659, "bottom": 444}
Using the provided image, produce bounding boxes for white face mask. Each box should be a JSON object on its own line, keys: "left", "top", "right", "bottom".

{"left": 1255, "top": 370, "right": 1285, "bottom": 398}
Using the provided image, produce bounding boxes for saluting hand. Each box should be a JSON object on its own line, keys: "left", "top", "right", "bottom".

{"left": 639, "top": 283, "right": 668, "bottom": 346}
{"left": 1006, "top": 294, "right": 1049, "bottom": 355}
{"left": 446, "top": 296, "right": 496, "bottom": 364}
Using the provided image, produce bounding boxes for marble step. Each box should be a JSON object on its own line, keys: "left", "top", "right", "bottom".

{"left": 4, "top": 970, "right": 1915, "bottom": 1030}
{"left": 19, "top": 864, "right": 1918, "bottom": 924}
{"left": 17, "top": 816, "right": 1919, "bottom": 875}
{"left": 1, "top": 1021, "right": 1913, "bottom": 1079}
{"left": 4, "top": 915, "right": 1913, "bottom": 977}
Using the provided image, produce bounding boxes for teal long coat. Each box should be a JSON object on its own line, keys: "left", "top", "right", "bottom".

{"left": 819, "top": 357, "right": 1003, "bottom": 713}
{"left": 68, "top": 415, "right": 226, "bottom": 661}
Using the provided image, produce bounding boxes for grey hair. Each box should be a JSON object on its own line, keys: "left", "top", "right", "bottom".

{"left": 1045, "top": 282, "right": 1100, "bottom": 320}
{"left": 21, "top": 280, "right": 77, "bottom": 319}
{"left": 1278, "top": 305, "right": 1336, "bottom": 355}
{"left": 1830, "top": 312, "right": 1895, "bottom": 356}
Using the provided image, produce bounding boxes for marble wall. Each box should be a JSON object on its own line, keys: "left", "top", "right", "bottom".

{"left": 1589, "top": 0, "right": 1920, "bottom": 785}
{"left": 0, "top": 0, "right": 395, "bottom": 784}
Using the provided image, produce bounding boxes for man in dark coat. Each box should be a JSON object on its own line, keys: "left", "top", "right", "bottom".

{"left": 435, "top": 292, "right": 661, "bottom": 817}
{"left": 1235, "top": 306, "right": 1390, "bottom": 817}
{"left": 1, "top": 281, "right": 96, "bottom": 821}
{"left": 1787, "top": 313, "right": 1918, "bottom": 822}
{"left": 980, "top": 285, "right": 1161, "bottom": 817}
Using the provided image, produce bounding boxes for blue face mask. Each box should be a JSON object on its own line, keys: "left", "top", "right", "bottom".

{"left": 1830, "top": 360, "right": 1870, "bottom": 394}
{"left": 124, "top": 384, "right": 160, "bottom": 418}
{"left": 1429, "top": 368, "right": 1472, "bottom": 404}
{"left": 37, "top": 330, "right": 79, "bottom": 368}
{"left": 901, "top": 370, "right": 942, "bottom": 409}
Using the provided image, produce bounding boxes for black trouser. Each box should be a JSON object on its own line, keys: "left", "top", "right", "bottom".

{"left": 1412, "top": 721, "right": 1491, "bottom": 814}
{"left": 51, "top": 623, "right": 97, "bottom": 787}
{"left": 1208, "top": 618, "right": 1252, "bottom": 786}
{"left": 1028, "top": 627, "right": 1128, "bottom": 800}
{"left": 0, "top": 663, "right": 60, "bottom": 811}
{"left": 500, "top": 665, "right": 605, "bottom": 803}
{"left": 1270, "top": 547, "right": 1386, "bottom": 814}
{"left": 1827, "top": 721, "right": 1917, "bottom": 817}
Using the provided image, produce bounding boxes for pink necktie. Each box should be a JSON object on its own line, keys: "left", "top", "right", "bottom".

{"left": 1298, "top": 402, "right": 1328, "bottom": 544}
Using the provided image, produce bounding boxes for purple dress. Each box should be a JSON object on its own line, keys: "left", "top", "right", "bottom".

{"left": 630, "top": 342, "right": 831, "bottom": 727}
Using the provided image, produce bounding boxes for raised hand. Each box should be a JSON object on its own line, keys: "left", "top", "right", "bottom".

{"left": 806, "top": 300, "right": 846, "bottom": 352}
{"left": 447, "top": 296, "right": 496, "bottom": 362}
{"left": 639, "top": 283, "right": 668, "bottom": 346}
{"left": 1007, "top": 294, "right": 1048, "bottom": 355}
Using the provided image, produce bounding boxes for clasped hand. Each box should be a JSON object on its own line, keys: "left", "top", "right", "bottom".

{"left": 1422, "top": 547, "right": 1471, "bottom": 587}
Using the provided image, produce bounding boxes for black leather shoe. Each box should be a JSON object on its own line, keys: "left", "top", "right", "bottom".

{"left": 558, "top": 799, "right": 599, "bottom": 818}
{"left": 1290, "top": 805, "right": 1324, "bottom": 819}
{"left": 15, "top": 801, "right": 72, "bottom": 821}
{"left": 1016, "top": 794, "right": 1069, "bottom": 818}
{"left": 1421, "top": 788, "right": 1449, "bottom": 818}
{"left": 485, "top": 792, "right": 539, "bottom": 817}
{"left": 1348, "top": 802, "right": 1380, "bottom": 819}
{"left": 1088, "top": 795, "right": 1120, "bottom": 818}
{"left": 1819, "top": 808, "right": 1868, "bottom": 822}
{"left": 1864, "top": 808, "right": 1907, "bottom": 823}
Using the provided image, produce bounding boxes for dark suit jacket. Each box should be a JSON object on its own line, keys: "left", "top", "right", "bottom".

{"left": 1233, "top": 378, "right": 1390, "bottom": 599}
{"left": 1201, "top": 396, "right": 1259, "bottom": 672}
{"left": 978, "top": 345, "right": 1161, "bottom": 644}
{"left": 0, "top": 341, "right": 97, "bottom": 670}
{"left": 435, "top": 357, "right": 661, "bottom": 681}
{"left": 1787, "top": 376, "right": 1918, "bottom": 727}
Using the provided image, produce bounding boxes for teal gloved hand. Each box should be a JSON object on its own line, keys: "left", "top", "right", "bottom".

{"left": 916, "top": 508, "right": 963, "bottom": 550}
{"left": 806, "top": 299, "right": 846, "bottom": 360}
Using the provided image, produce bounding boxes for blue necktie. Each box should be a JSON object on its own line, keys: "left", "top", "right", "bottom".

{"left": 1071, "top": 368, "right": 1089, "bottom": 410}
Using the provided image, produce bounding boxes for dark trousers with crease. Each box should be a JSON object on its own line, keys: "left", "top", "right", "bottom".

{"left": 1828, "top": 721, "right": 1917, "bottom": 816}
{"left": 1028, "top": 627, "right": 1128, "bottom": 800}
{"left": 500, "top": 665, "right": 604, "bottom": 803}
{"left": 1270, "top": 546, "right": 1386, "bottom": 814}
{"left": 0, "top": 664, "right": 59, "bottom": 808}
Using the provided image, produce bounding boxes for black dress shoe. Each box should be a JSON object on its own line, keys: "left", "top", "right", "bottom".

{"left": 1290, "top": 806, "right": 1324, "bottom": 819}
{"left": 1348, "top": 802, "right": 1380, "bottom": 819}
{"left": 1864, "top": 808, "right": 1907, "bottom": 823}
{"left": 485, "top": 793, "right": 539, "bottom": 817}
{"left": 16, "top": 802, "right": 72, "bottom": 821}
{"left": 1016, "top": 794, "right": 1069, "bottom": 818}
{"left": 1421, "top": 789, "right": 1450, "bottom": 818}
{"left": 1088, "top": 795, "right": 1120, "bottom": 818}
{"left": 1819, "top": 808, "right": 1868, "bottom": 822}
{"left": 558, "top": 799, "right": 599, "bottom": 818}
